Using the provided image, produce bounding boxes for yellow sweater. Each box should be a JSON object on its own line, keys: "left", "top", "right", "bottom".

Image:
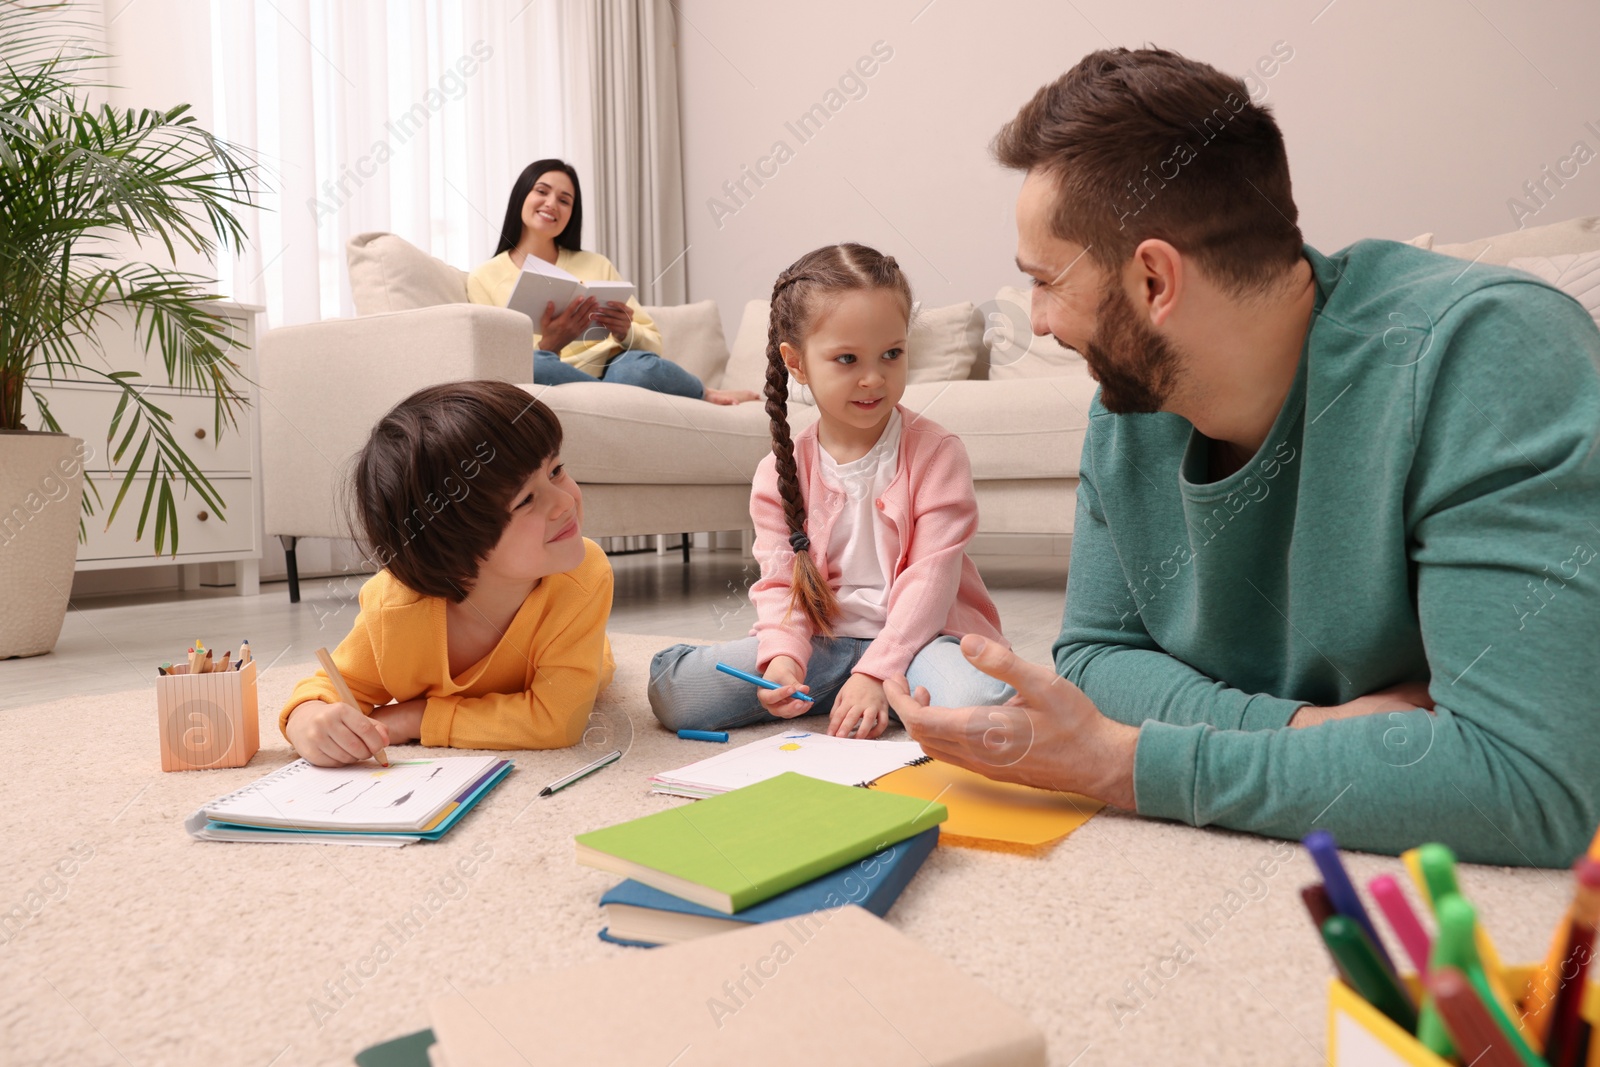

{"left": 467, "top": 249, "right": 663, "bottom": 378}
{"left": 281, "top": 538, "right": 616, "bottom": 750}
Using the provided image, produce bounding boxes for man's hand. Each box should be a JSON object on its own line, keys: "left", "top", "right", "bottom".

{"left": 285, "top": 699, "right": 391, "bottom": 767}
{"left": 1289, "top": 681, "right": 1434, "bottom": 729}
{"left": 759, "top": 656, "right": 813, "bottom": 718}
{"left": 538, "top": 296, "right": 599, "bottom": 353}
{"left": 830, "top": 674, "right": 889, "bottom": 739}
{"left": 883, "top": 634, "right": 1139, "bottom": 809}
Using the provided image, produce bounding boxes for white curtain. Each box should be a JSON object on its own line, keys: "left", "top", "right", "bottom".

{"left": 212, "top": 0, "right": 591, "bottom": 328}
{"left": 567, "top": 0, "right": 687, "bottom": 305}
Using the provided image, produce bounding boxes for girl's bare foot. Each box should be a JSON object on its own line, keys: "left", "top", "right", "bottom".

{"left": 703, "top": 387, "right": 759, "bottom": 405}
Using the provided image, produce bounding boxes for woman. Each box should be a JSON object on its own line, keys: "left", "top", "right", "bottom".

{"left": 468, "top": 159, "right": 756, "bottom": 404}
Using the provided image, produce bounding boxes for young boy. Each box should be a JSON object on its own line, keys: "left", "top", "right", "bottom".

{"left": 282, "top": 381, "right": 614, "bottom": 766}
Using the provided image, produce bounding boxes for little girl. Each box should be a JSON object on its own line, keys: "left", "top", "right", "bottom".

{"left": 282, "top": 381, "right": 614, "bottom": 765}
{"left": 649, "top": 243, "right": 1013, "bottom": 739}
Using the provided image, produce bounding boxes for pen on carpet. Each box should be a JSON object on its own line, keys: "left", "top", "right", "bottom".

{"left": 540, "top": 749, "right": 623, "bottom": 797}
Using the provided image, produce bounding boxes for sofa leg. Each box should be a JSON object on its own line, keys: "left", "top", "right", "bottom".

{"left": 682, "top": 533, "right": 691, "bottom": 565}
{"left": 279, "top": 535, "right": 301, "bottom": 603}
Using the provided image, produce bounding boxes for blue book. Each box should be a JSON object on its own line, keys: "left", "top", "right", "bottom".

{"left": 598, "top": 827, "right": 938, "bottom": 947}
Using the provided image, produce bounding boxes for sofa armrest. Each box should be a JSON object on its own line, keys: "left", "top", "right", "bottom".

{"left": 259, "top": 304, "right": 533, "bottom": 541}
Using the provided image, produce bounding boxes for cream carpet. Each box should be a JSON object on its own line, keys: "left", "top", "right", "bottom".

{"left": 0, "top": 633, "right": 1569, "bottom": 1066}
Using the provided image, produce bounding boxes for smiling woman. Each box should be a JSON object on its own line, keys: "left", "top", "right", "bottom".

{"left": 467, "top": 159, "right": 756, "bottom": 405}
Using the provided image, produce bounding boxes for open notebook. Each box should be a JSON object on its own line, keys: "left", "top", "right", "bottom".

{"left": 186, "top": 756, "right": 512, "bottom": 845}
{"left": 649, "top": 730, "right": 929, "bottom": 798}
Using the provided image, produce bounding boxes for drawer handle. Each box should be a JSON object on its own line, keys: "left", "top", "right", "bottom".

{"left": 197, "top": 511, "right": 209, "bottom": 522}
{"left": 194, "top": 428, "right": 206, "bottom": 440}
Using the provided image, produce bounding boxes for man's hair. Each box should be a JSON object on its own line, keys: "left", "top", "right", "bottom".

{"left": 993, "top": 47, "right": 1303, "bottom": 294}
{"left": 352, "top": 381, "right": 563, "bottom": 602}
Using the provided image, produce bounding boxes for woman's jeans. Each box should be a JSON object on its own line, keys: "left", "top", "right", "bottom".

{"left": 648, "top": 634, "right": 1015, "bottom": 732}
{"left": 534, "top": 348, "right": 704, "bottom": 399}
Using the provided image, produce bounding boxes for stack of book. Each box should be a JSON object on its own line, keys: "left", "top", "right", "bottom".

{"left": 580, "top": 771, "right": 944, "bottom": 946}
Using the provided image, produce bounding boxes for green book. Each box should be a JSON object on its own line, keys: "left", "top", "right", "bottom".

{"left": 575, "top": 772, "right": 947, "bottom": 914}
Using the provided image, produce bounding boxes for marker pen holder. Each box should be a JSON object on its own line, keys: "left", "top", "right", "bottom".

{"left": 156, "top": 661, "right": 260, "bottom": 772}
{"left": 1326, "top": 965, "right": 1600, "bottom": 1066}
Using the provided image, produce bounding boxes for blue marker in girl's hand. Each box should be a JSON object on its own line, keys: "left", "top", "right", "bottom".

{"left": 715, "top": 661, "right": 815, "bottom": 703}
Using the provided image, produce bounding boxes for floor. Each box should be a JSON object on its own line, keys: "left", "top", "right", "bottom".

{"left": 0, "top": 549, "right": 1070, "bottom": 711}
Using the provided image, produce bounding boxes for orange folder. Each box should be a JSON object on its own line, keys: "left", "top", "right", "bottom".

{"left": 869, "top": 759, "right": 1103, "bottom": 849}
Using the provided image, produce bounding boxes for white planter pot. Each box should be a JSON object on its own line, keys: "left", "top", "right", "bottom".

{"left": 0, "top": 432, "right": 87, "bottom": 658}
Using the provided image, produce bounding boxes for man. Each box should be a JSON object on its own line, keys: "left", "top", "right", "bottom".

{"left": 885, "top": 47, "right": 1600, "bottom": 866}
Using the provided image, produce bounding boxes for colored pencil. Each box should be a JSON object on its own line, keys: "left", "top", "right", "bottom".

{"left": 1426, "top": 966, "right": 1523, "bottom": 1067}
{"left": 315, "top": 647, "right": 388, "bottom": 767}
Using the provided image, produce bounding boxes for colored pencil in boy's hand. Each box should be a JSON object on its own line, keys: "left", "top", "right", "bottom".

{"left": 315, "top": 647, "right": 389, "bottom": 767}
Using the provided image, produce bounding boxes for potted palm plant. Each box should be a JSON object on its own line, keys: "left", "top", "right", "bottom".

{"left": 0, "top": 8, "right": 259, "bottom": 657}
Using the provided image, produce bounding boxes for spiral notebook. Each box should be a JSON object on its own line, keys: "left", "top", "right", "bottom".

{"left": 185, "top": 756, "right": 512, "bottom": 845}
{"left": 649, "top": 730, "right": 929, "bottom": 798}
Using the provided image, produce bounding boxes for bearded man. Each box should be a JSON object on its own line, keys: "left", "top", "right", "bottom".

{"left": 886, "top": 47, "right": 1600, "bottom": 867}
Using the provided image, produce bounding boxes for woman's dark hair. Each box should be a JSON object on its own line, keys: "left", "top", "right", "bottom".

{"left": 764, "top": 243, "right": 912, "bottom": 635}
{"left": 993, "top": 47, "right": 1303, "bottom": 295}
{"left": 352, "top": 381, "right": 563, "bottom": 602}
{"left": 494, "top": 158, "right": 583, "bottom": 256}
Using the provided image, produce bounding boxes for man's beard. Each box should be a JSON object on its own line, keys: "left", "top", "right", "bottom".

{"left": 1080, "top": 279, "right": 1184, "bottom": 414}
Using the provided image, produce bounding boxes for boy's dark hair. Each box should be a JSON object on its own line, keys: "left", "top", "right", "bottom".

{"left": 763, "top": 243, "right": 912, "bottom": 636}
{"left": 993, "top": 47, "right": 1302, "bottom": 295}
{"left": 494, "top": 158, "right": 584, "bottom": 256}
{"left": 352, "top": 381, "right": 562, "bottom": 602}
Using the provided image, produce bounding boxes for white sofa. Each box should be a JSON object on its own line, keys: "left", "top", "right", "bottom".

{"left": 259, "top": 219, "right": 1600, "bottom": 601}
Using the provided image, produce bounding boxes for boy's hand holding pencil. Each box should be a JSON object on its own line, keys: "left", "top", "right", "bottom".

{"left": 282, "top": 649, "right": 392, "bottom": 768}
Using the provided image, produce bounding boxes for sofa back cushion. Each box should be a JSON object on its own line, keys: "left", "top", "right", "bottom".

{"left": 983, "top": 285, "right": 1086, "bottom": 380}
{"left": 347, "top": 232, "right": 469, "bottom": 315}
{"left": 722, "top": 299, "right": 987, "bottom": 398}
{"left": 1433, "top": 214, "right": 1600, "bottom": 266}
{"left": 640, "top": 299, "right": 732, "bottom": 387}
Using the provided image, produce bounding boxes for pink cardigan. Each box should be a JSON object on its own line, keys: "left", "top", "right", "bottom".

{"left": 748, "top": 406, "right": 1009, "bottom": 680}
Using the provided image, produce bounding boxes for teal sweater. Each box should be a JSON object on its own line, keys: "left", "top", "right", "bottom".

{"left": 1055, "top": 241, "right": 1600, "bottom": 866}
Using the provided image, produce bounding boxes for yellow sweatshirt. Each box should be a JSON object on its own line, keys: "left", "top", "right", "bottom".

{"left": 281, "top": 538, "right": 616, "bottom": 750}
{"left": 467, "top": 249, "right": 663, "bottom": 377}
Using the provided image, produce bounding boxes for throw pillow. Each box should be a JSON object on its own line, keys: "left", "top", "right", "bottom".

{"left": 346, "top": 232, "right": 469, "bottom": 315}
{"left": 640, "top": 300, "right": 731, "bottom": 388}
{"left": 985, "top": 285, "right": 1085, "bottom": 380}
{"left": 1508, "top": 251, "right": 1600, "bottom": 328}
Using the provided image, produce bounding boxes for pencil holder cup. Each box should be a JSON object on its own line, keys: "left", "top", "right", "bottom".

{"left": 156, "top": 661, "right": 260, "bottom": 771}
{"left": 1325, "top": 964, "right": 1600, "bottom": 1066}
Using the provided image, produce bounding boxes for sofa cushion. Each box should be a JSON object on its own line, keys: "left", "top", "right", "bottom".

{"left": 640, "top": 299, "right": 731, "bottom": 388}
{"left": 722, "top": 299, "right": 986, "bottom": 398}
{"left": 347, "top": 232, "right": 469, "bottom": 315}
{"left": 984, "top": 285, "right": 1087, "bottom": 380}
{"left": 1509, "top": 251, "right": 1600, "bottom": 327}
{"left": 1434, "top": 214, "right": 1600, "bottom": 266}
{"left": 901, "top": 374, "right": 1096, "bottom": 481}
{"left": 524, "top": 381, "right": 796, "bottom": 485}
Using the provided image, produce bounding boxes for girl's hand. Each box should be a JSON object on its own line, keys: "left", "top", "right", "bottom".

{"left": 539, "top": 296, "right": 599, "bottom": 353}
{"left": 830, "top": 674, "right": 889, "bottom": 739}
{"left": 760, "top": 656, "right": 812, "bottom": 718}
{"left": 592, "top": 300, "right": 634, "bottom": 344}
{"left": 285, "top": 699, "right": 391, "bottom": 767}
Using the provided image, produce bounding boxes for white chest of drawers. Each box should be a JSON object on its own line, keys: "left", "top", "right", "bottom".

{"left": 25, "top": 302, "right": 266, "bottom": 595}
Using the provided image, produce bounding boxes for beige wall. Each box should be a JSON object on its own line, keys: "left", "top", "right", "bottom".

{"left": 675, "top": 0, "right": 1600, "bottom": 337}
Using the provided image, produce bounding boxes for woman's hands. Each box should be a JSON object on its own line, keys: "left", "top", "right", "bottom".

{"left": 759, "top": 655, "right": 813, "bottom": 718}
{"left": 285, "top": 697, "right": 424, "bottom": 767}
{"left": 538, "top": 296, "right": 599, "bottom": 353}
{"left": 830, "top": 674, "right": 890, "bottom": 739}
{"left": 592, "top": 300, "right": 634, "bottom": 344}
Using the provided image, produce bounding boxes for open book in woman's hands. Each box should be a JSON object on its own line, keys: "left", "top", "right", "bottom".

{"left": 506, "top": 256, "right": 634, "bottom": 320}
